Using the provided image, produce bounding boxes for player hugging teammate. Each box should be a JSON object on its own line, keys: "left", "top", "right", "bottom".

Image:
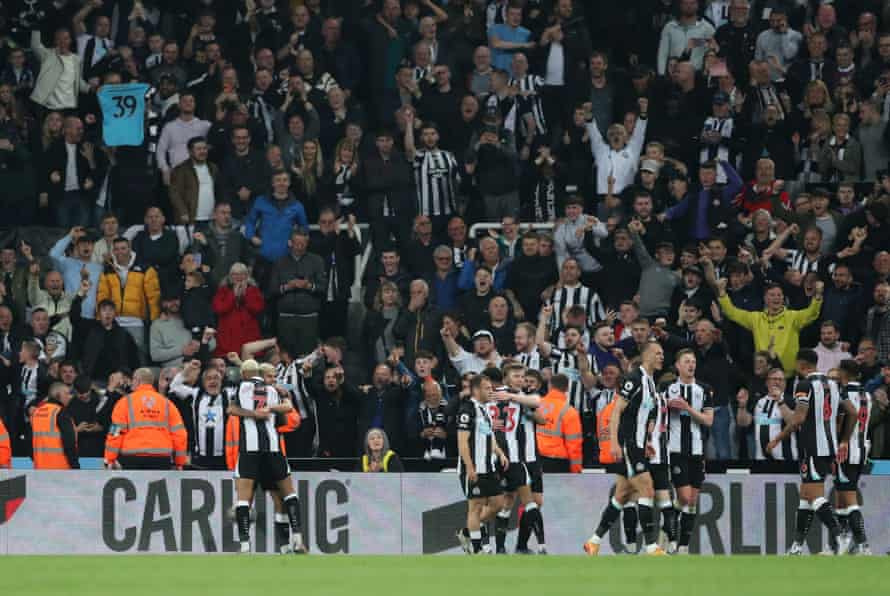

{"left": 456, "top": 364, "right": 547, "bottom": 555}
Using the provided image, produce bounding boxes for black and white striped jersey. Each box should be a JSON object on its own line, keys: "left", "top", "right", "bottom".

{"left": 795, "top": 373, "right": 844, "bottom": 458}
{"left": 457, "top": 398, "right": 496, "bottom": 474}
{"left": 515, "top": 347, "right": 545, "bottom": 371}
{"left": 753, "top": 396, "right": 798, "bottom": 461}
{"left": 618, "top": 367, "right": 659, "bottom": 451}
{"left": 588, "top": 386, "right": 617, "bottom": 417}
{"left": 549, "top": 347, "right": 595, "bottom": 411}
{"left": 508, "top": 74, "right": 547, "bottom": 135}
{"left": 169, "top": 378, "right": 235, "bottom": 458}
{"left": 419, "top": 400, "right": 449, "bottom": 460}
{"left": 843, "top": 382, "right": 872, "bottom": 466}
{"left": 487, "top": 392, "right": 537, "bottom": 464}
{"left": 783, "top": 250, "right": 827, "bottom": 276}
{"left": 549, "top": 284, "right": 606, "bottom": 336}
{"left": 666, "top": 381, "right": 714, "bottom": 457}
{"left": 412, "top": 148, "right": 460, "bottom": 217}
{"left": 276, "top": 360, "right": 312, "bottom": 421}
{"left": 648, "top": 389, "right": 669, "bottom": 465}
{"left": 237, "top": 378, "right": 282, "bottom": 453}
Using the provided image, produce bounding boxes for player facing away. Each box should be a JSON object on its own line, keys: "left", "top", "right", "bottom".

{"left": 834, "top": 360, "right": 873, "bottom": 555}
{"left": 666, "top": 349, "right": 714, "bottom": 554}
{"left": 767, "top": 350, "right": 857, "bottom": 555}
{"left": 457, "top": 374, "right": 510, "bottom": 554}
{"left": 584, "top": 341, "right": 668, "bottom": 556}
{"left": 489, "top": 363, "right": 547, "bottom": 554}
{"left": 229, "top": 360, "right": 305, "bottom": 554}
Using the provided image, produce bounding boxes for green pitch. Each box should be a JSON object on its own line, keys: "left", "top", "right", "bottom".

{"left": 1, "top": 555, "right": 886, "bottom": 596}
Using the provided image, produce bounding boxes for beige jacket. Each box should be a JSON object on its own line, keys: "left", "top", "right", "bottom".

{"left": 30, "top": 31, "right": 90, "bottom": 108}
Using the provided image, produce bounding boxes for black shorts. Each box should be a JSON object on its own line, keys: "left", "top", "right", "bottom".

{"left": 649, "top": 463, "right": 671, "bottom": 491}
{"left": 501, "top": 462, "right": 531, "bottom": 492}
{"left": 799, "top": 453, "right": 834, "bottom": 484}
{"left": 616, "top": 445, "right": 651, "bottom": 478}
{"left": 671, "top": 454, "right": 706, "bottom": 489}
{"left": 835, "top": 463, "right": 863, "bottom": 492}
{"left": 460, "top": 471, "right": 502, "bottom": 499}
{"left": 525, "top": 460, "right": 544, "bottom": 494}
{"left": 236, "top": 452, "right": 290, "bottom": 486}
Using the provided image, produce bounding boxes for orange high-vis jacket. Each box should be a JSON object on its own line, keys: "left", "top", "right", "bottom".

{"left": 31, "top": 401, "right": 76, "bottom": 469}
{"left": 597, "top": 399, "right": 617, "bottom": 464}
{"left": 225, "top": 409, "right": 300, "bottom": 470}
{"left": 535, "top": 388, "right": 583, "bottom": 472}
{"left": 0, "top": 418, "right": 11, "bottom": 468}
{"left": 104, "top": 385, "right": 188, "bottom": 466}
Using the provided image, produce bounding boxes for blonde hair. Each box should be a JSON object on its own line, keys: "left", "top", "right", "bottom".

{"left": 241, "top": 359, "right": 260, "bottom": 377}
{"left": 298, "top": 139, "right": 324, "bottom": 196}
{"left": 373, "top": 280, "right": 402, "bottom": 312}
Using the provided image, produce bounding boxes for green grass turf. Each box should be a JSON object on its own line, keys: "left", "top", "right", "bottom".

{"left": 1, "top": 555, "right": 886, "bottom": 596}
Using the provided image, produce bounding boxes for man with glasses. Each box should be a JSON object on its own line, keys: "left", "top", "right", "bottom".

{"left": 736, "top": 368, "right": 798, "bottom": 461}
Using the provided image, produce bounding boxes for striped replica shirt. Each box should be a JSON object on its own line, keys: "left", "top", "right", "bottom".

{"left": 753, "top": 395, "right": 798, "bottom": 461}
{"left": 457, "top": 398, "right": 496, "bottom": 474}
{"left": 549, "top": 284, "right": 606, "bottom": 337}
{"left": 169, "top": 374, "right": 235, "bottom": 459}
{"left": 412, "top": 148, "right": 460, "bottom": 217}
{"left": 795, "top": 373, "right": 845, "bottom": 458}
{"left": 236, "top": 378, "right": 282, "bottom": 453}
{"left": 516, "top": 347, "right": 544, "bottom": 371}
{"left": 549, "top": 347, "right": 596, "bottom": 411}
{"left": 618, "top": 367, "right": 659, "bottom": 451}
{"left": 487, "top": 390, "right": 537, "bottom": 464}
{"left": 508, "top": 74, "right": 547, "bottom": 136}
{"left": 783, "top": 249, "right": 827, "bottom": 276}
{"left": 843, "top": 382, "right": 872, "bottom": 466}
{"left": 666, "top": 381, "right": 714, "bottom": 457}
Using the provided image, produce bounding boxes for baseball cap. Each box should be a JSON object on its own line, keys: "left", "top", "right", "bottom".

{"left": 641, "top": 159, "right": 659, "bottom": 174}
{"left": 472, "top": 330, "right": 494, "bottom": 343}
{"left": 683, "top": 264, "right": 704, "bottom": 277}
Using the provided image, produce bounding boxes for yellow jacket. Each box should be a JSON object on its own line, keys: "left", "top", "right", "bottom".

{"left": 718, "top": 293, "right": 822, "bottom": 374}
{"left": 97, "top": 260, "right": 161, "bottom": 321}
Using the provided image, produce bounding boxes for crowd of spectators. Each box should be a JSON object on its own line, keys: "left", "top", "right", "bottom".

{"left": 1, "top": 0, "right": 890, "bottom": 468}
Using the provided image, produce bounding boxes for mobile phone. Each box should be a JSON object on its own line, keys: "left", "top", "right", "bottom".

{"left": 193, "top": 252, "right": 202, "bottom": 267}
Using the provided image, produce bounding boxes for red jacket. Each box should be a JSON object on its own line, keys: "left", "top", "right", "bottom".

{"left": 734, "top": 181, "right": 790, "bottom": 215}
{"left": 212, "top": 284, "right": 265, "bottom": 356}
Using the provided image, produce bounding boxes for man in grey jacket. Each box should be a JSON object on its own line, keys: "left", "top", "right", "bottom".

{"left": 553, "top": 196, "right": 608, "bottom": 275}
{"left": 628, "top": 219, "right": 680, "bottom": 319}
{"left": 754, "top": 7, "right": 803, "bottom": 82}
{"left": 656, "top": 0, "right": 716, "bottom": 75}
{"left": 268, "top": 228, "right": 328, "bottom": 357}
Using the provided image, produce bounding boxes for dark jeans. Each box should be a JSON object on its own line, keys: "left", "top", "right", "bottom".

{"left": 57, "top": 190, "right": 90, "bottom": 228}
{"left": 319, "top": 298, "right": 349, "bottom": 342}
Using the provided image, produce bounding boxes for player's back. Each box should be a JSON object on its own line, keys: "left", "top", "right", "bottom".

{"left": 797, "top": 374, "right": 841, "bottom": 458}
{"left": 237, "top": 377, "right": 280, "bottom": 453}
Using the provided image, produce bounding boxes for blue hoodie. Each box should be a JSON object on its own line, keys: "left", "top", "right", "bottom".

{"left": 243, "top": 194, "right": 308, "bottom": 262}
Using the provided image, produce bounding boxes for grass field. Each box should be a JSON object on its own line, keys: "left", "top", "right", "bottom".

{"left": 1, "top": 555, "right": 887, "bottom": 596}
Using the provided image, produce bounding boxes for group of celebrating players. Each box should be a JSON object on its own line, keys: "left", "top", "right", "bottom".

{"left": 223, "top": 312, "right": 874, "bottom": 557}
{"left": 454, "top": 339, "right": 873, "bottom": 556}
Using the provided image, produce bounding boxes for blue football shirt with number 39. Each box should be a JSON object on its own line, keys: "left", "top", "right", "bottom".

{"left": 98, "top": 83, "right": 150, "bottom": 147}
